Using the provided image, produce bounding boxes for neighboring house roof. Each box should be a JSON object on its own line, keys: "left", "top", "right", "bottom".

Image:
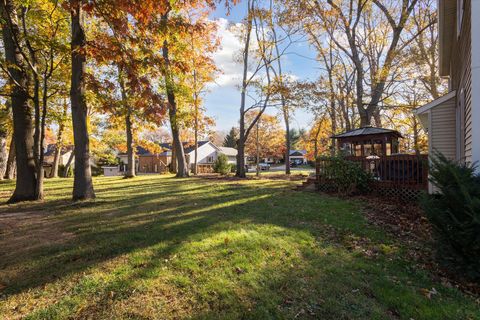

{"left": 332, "top": 127, "right": 402, "bottom": 139}
{"left": 44, "top": 144, "right": 73, "bottom": 156}
{"left": 415, "top": 91, "right": 457, "bottom": 132}
{"left": 184, "top": 141, "right": 217, "bottom": 154}
{"left": 158, "top": 142, "right": 172, "bottom": 150}
{"left": 136, "top": 145, "right": 151, "bottom": 155}
{"left": 438, "top": 0, "right": 456, "bottom": 76}
{"left": 289, "top": 150, "right": 307, "bottom": 156}
{"left": 218, "top": 147, "right": 238, "bottom": 157}
{"left": 118, "top": 145, "right": 152, "bottom": 156}
{"left": 118, "top": 141, "right": 231, "bottom": 158}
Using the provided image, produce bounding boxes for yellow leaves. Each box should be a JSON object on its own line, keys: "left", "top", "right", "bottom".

{"left": 245, "top": 112, "right": 286, "bottom": 159}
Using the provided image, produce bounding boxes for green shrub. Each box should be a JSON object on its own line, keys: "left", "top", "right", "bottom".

{"left": 421, "top": 153, "right": 480, "bottom": 281}
{"left": 214, "top": 154, "right": 232, "bottom": 175}
{"left": 318, "top": 156, "right": 373, "bottom": 195}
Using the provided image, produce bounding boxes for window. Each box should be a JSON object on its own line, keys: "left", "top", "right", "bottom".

{"left": 207, "top": 156, "right": 215, "bottom": 163}
{"left": 457, "top": 0, "right": 465, "bottom": 36}
{"left": 355, "top": 144, "right": 362, "bottom": 157}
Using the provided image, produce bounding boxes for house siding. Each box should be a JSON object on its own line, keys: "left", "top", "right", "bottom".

{"left": 187, "top": 143, "right": 218, "bottom": 165}
{"left": 430, "top": 98, "right": 457, "bottom": 159}
{"left": 138, "top": 155, "right": 169, "bottom": 173}
{"left": 450, "top": 0, "right": 472, "bottom": 162}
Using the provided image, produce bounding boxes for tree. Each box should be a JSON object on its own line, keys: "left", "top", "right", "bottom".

{"left": 266, "top": 0, "right": 300, "bottom": 175}
{"left": 236, "top": 0, "right": 274, "bottom": 178}
{"left": 0, "top": 0, "right": 37, "bottom": 203}
{"left": 223, "top": 127, "right": 238, "bottom": 148}
{"left": 245, "top": 112, "right": 285, "bottom": 161}
{"left": 213, "top": 153, "right": 232, "bottom": 175}
{"left": 70, "top": 0, "right": 95, "bottom": 200}
{"left": 50, "top": 102, "right": 69, "bottom": 178}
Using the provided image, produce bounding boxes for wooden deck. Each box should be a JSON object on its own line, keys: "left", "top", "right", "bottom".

{"left": 315, "top": 155, "right": 429, "bottom": 199}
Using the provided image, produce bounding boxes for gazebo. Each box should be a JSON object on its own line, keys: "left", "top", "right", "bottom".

{"left": 332, "top": 126, "right": 402, "bottom": 158}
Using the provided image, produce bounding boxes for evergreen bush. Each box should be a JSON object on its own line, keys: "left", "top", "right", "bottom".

{"left": 421, "top": 153, "right": 480, "bottom": 281}
{"left": 214, "top": 154, "right": 232, "bottom": 176}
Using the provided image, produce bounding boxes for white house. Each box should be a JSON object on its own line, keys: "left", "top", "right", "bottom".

{"left": 415, "top": 0, "right": 479, "bottom": 171}
{"left": 218, "top": 147, "right": 238, "bottom": 164}
{"left": 184, "top": 141, "right": 239, "bottom": 169}
{"left": 289, "top": 150, "right": 308, "bottom": 165}
{"left": 184, "top": 141, "right": 219, "bottom": 168}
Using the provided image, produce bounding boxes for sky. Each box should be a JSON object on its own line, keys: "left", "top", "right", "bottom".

{"left": 204, "top": 2, "right": 321, "bottom": 133}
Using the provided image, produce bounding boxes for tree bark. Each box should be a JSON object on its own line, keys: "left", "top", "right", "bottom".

{"left": 0, "top": 130, "right": 7, "bottom": 180}
{"left": 1, "top": 0, "right": 37, "bottom": 203}
{"left": 70, "top": 0, "right": 95, "bottom": 200}
{"left": 162, "top": 12, "right": 188, "bottom": 178}
{"left": 193, "top": 92, "right": 199, "bottom": 175}
{"left": 118, "top": 66, "right": 135, "bottom": 178}
{"left": 236, "top": 0, "right": 253, "bottom": 178}
{"left": 5, "top": 137, "right": 16, "bottom": 179}
{"left": 63, "top": 150, "right": 74, "bottom": 178}
{"left": 125, "top": 107, "right": 135, "bottom": 178}
{"left": 51, "top": 104, "right": 67, "bottom": 178}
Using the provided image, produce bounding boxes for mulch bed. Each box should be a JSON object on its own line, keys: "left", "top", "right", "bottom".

{"left": 354, "top": 194, "right": 480, "bottom": 299}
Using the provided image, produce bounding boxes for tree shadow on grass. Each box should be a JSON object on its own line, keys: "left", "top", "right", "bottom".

{"left": 1, "top": 177, "right": 478, "bottom": 319}
{"left": 0, "top": 178, "right": 287, "bottom": 296}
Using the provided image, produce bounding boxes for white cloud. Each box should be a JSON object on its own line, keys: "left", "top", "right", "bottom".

{"left": 211, "top": 18, "right": 245, "bottom": 87}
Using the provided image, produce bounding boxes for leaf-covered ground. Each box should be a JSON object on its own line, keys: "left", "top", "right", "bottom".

{"left": 0, "top": 175, "right": 479, "bottom": 319}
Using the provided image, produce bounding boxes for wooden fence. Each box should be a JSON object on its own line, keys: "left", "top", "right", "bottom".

{"left": 316, "top": 155, "right": 429, "bottom": 199}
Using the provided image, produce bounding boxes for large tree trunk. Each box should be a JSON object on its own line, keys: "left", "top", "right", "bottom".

{"left": 70, "top": 0, "right": 95, "bottom": 200}
{"left": 118, "top": 66, "right": 135, "bottom": 178}
{"left": 0, "top": 130, "right": 7, "bottom": 180}
{"left": 1, "top": 0, "right": 37, "bottom": 203}
{"left": 193, "top": 94, "right": 199, "bottom": 175}
{"left": 162, "top": 12, "right": 188, "bottom": 178}
{"left": 125, "top": 107, "right": 135, "bottom": 178}
{"left": 5, "top": 137, "right": 16, "bottom": 179}
{"left": 51, "top": 104, "right": 67, "bottom": 178}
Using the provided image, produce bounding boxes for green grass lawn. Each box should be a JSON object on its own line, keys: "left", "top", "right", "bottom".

{"left": 0, "top": 175, "right": 478, "bottom": 319}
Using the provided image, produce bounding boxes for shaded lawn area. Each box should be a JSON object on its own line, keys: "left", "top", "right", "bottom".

{"left": 0, "top": 175, "right": 478, "bottom": 319}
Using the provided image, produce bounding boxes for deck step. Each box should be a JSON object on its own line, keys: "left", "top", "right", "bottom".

{"left": 295, "top": 176, "right": 316, "bottom": 191}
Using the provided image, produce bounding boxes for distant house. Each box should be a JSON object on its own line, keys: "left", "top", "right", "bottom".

{"left": 184, "top": 141, "right": 218, "bottom": 168}
{"left": 43, "top": 144, "right": 74, "bottom": 166}
{"left": 289, "top": 150, "right": 308, "bottom": 165}
{"left": 113, "top": 141, "right": 238, "bottom": 175}
{"left": 117, "top": 146, "right": 170, "bottom": 174}
{"left": 415, "top": 0, "right": 479, "bottom": 167}
{"left": 43, "top": 144, "right": 74, "bottom": 177}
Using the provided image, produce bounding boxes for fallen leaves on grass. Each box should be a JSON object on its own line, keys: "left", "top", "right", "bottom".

{"left": 357, "top": 195, "right": 480, "bottom": 298}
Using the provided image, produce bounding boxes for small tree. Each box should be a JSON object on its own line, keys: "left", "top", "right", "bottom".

{"left": 214, "top": 154, "right": 232, "bottom": 176}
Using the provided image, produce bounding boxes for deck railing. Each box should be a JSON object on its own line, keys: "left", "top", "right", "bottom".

{"left": 316, "top": 154, "right": 429, "bottom": 190}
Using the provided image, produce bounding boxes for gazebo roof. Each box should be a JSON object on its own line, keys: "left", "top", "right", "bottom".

{"left": 332, "top": 126, "right": 402, "bottom": 139}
